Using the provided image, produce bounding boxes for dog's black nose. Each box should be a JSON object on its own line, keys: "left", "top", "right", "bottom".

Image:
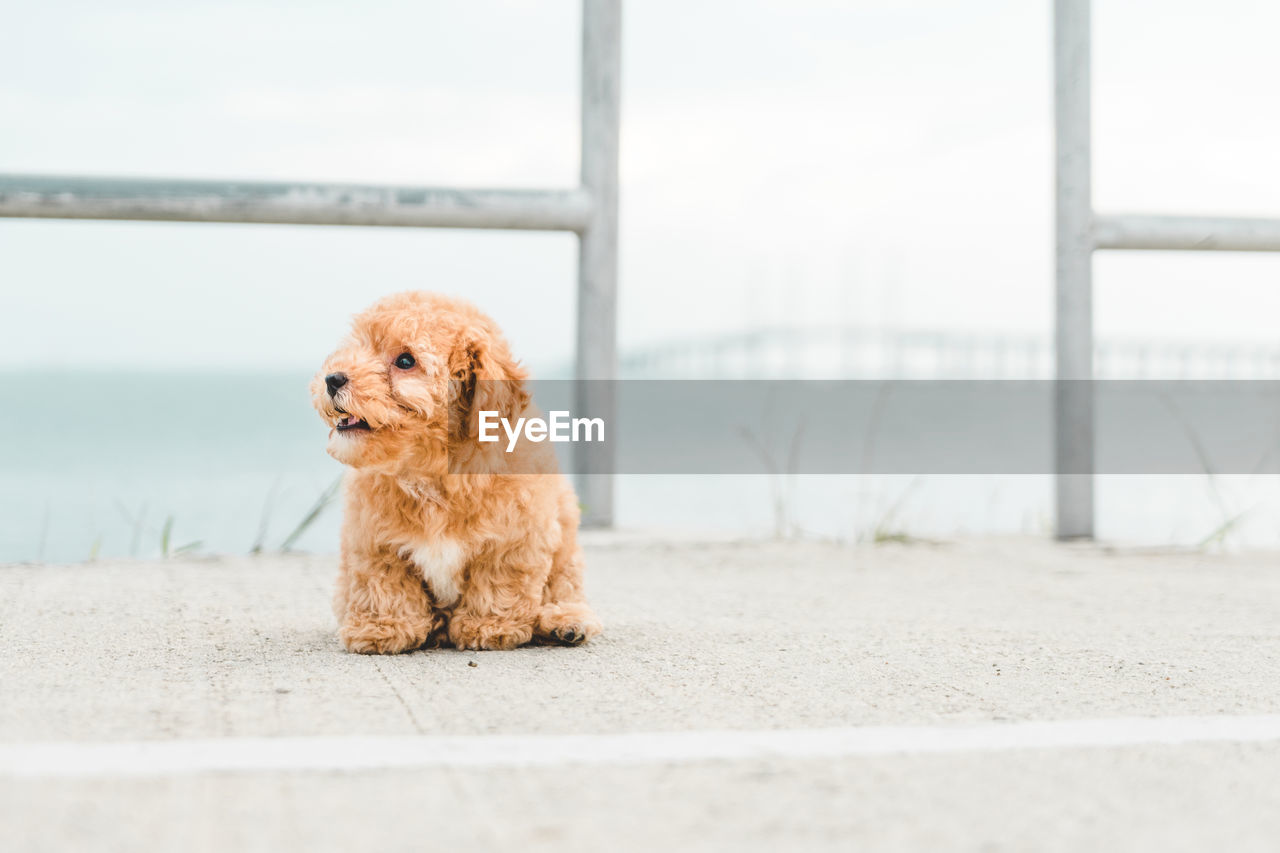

{"left": 325, "top": 372, "right": 349, "bottom": 396}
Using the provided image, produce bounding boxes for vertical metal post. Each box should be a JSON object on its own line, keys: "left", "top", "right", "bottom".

{"left": 576, "top": 0, "right": 622, "bottom": 527}
{"left": 1054, "top": 0, "right": 1095, "bottom": 539}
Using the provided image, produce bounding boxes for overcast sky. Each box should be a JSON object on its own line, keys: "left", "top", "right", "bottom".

{"left": 2, "top": 0, "right": 1278, "bottom": 371}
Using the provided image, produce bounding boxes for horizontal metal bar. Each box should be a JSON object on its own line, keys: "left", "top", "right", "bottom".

{"left": 1094, "top": 214, "right": 1280, "bottom": 252}
{"left": 0, "top": 174, "right": 593, "bottom": 232}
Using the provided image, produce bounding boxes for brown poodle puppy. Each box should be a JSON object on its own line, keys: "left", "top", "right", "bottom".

{"left": 311, "top": 291, "right": 601, "bottom": 654}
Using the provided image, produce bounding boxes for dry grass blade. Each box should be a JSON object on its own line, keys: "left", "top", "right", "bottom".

{"left": 280, "top": 476, "right": 342, "bottom": 552}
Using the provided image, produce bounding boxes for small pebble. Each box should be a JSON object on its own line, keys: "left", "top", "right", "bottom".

{"left": 468, "top": 660, "right": 478, "bottom": 668}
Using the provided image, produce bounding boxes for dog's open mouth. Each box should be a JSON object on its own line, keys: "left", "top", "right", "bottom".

{"left": 335, "top": 410, "right": 372, "bottom": 432}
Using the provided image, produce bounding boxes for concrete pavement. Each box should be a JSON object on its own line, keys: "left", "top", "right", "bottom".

{"left": 2, "top": 536, "right": 1279, "bottom": 851}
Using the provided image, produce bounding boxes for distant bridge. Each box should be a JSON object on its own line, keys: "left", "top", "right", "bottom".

{"left": 614, "top": 327, "right": 1280, "bottom": 380}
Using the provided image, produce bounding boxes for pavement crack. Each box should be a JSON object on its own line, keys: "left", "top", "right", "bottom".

{"left": 372, "top": 659, "right": 427, "bottom": 734}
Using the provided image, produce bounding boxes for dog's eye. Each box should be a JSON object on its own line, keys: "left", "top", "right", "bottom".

{"left": 394, "top": 352, "right": 416, "bottom": 370}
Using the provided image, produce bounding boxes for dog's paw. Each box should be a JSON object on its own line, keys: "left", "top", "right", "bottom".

{"left": 344, "top": 636, "right": 419, "bottom": 655}
{"left": 340, "top": 617, "right": 434, "bottom": 655}
{"left": 448, "top": 615, "right": 533, "bottom": 651}
{"left": 535, "top": 604, "right": 602, "bottom": 646}
{"left": 547, "top": 625, "right": 589, "bottom": 646}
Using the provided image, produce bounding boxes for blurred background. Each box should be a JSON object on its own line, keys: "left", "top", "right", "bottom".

{"left": 3, "top": 0, "right": 1280, "bottom": 561}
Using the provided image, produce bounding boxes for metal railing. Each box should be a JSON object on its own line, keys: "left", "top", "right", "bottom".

{"left": 0, "top": 0, "right": 622, "bottom": 527}
{"left": 1054, "top": 0, "right": 1280, "bottom": 540}
{"left": 616, "top": 327, "right": 1280, "bottom": 381}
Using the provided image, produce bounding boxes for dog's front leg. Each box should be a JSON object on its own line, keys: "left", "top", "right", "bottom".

{"left": 336, "top": 542, "right": 441, "bottom": 654}
{"left": 448, "top": 545, "right": 550, "bottom": 651}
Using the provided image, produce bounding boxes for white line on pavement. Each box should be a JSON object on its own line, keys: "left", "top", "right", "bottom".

{"left": 4, "top": 715, "right": 1280, "bottom": 779}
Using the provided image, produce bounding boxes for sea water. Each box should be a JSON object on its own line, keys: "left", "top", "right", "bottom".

{"left": 4, "top": 371, "right": 1279, "bottom": 563}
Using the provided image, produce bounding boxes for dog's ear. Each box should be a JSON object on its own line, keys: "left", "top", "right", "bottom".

{"left": 447, "top": 333, "right": 530, "bottom": 441}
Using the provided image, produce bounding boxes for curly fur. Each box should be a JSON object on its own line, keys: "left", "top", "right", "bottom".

{"left": 311, "top": 291, "right": 601, "bottom": 654}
